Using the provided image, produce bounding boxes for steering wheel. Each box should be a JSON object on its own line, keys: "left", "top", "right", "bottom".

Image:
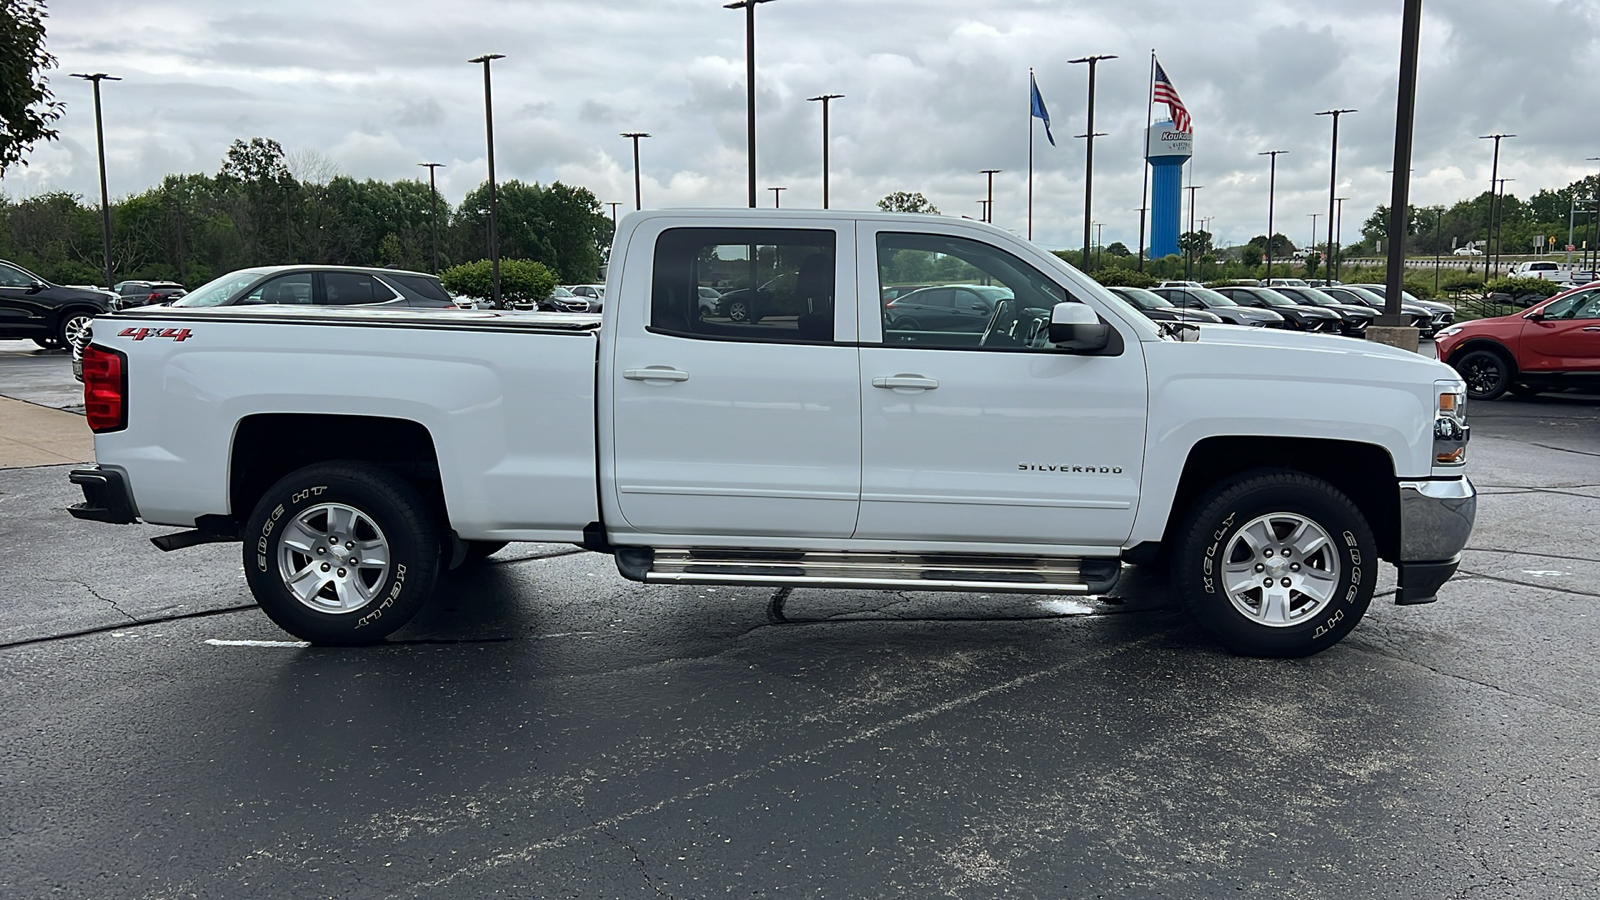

{"left": 979, "top": 298, "right": 1019, "bottom": 347}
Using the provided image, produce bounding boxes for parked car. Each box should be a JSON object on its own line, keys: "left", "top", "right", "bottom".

{"left": 1452, "top": 247, "right": 1484, "bottom": 257}
{"left": 1435, "top": 281, "right": 1600, "bottom": 400}
{"left": 66, "top": 207, "right": 1475, "bottom": 657}
{"left": 1266, "top": 278, "right": 1309, "bottom": 288}
{"left": 1212, "top": 286, "right": 1343, "bottom": 333}
{"left": 1508, "top": 261, "right": 1577, "bottom": 282}
{"left": 0, "top": 259, "right": 115, "bottom": 349}
{"left": 1157, "top": 280, "right": 1204, "bottom": 289}
{"left": 170, "top": 266, "right": 455, "bottom": 310}
{"left": 538, "top": 285, "right": 592, "bottom": 313}
{"left": 1318, "top": 286, "right": 1435, "bottom": 332}
{"left": 565, "top": 284, "right": 605, "bottom": 311}
{"left": 884, "top": 284, "right": 1015, "bottom": 332}
{"left": 1349, "top": 284, "right": 1455, "bottom": 335}
{"left": 1269, "top": 286, "right": 1377, "bottom": 336}
{"left": 113, "top": 280, "right": 186, "bottom": 309}
{"left": 1105, "top": 286, "right": 1224, "bottom": 325}
{"left": 1148, "top": 285, "right": 1288, "bottom": 328}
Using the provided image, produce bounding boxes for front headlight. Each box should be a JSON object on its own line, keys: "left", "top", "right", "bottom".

{"left": 1433, "top": 381, "right": 1468, "bottom": 465}
{"left": 1436, "top": 324, "right": 1463, "bottom": 339}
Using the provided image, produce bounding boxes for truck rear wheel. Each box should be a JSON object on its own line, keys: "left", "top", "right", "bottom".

{"left": 242, "top": 462, "right": 441, "bottom": 645}
{"left": 1172, "top": 470, "right": 1375, "bottom": 658}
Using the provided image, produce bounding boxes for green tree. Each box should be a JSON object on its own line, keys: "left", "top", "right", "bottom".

{"left": 1106, "top": 241, "right": 1132, "bottom": 258}
{"left": 876, "top": 191, "right": 940, "bottom": 215}
{"left": 452, "top": 180, "right": 608, "bottom": 283}
{"left": 0, "top": 0, "right": 62, "bottom": 172}
{"left": 440, "top": 258, "right": 557, "bottom": 306}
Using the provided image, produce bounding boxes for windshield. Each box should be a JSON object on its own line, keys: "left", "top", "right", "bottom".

{"left": 171, "top": 269, "right": 268, "bottom": 307}
{"left": 1190, "top": 287, "right": 1238, "bottom": 307}
{"left": 1339, "top": 287, "right": 1386, "bottom": 308}
{"left": 549, "top": 286, "right": 575, "bottom": 298}
{"left": 1251, "top": 288, "right": 1299, "bottom": 308}
{"left": 1118, "top": 287, "right": 1174, "bottom": 309}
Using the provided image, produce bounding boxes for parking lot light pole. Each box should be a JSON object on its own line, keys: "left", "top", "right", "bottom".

{"left": 1377, "top": 0, "right": 1424, "bottom": 335}
{"left": 1069, "top": 54, "right": 1117, "bottom": 268}
{"left": 70, "top": 73, "right": 121, "bottom": 291}
{"left": 1587, "top": 158, "right": 1600, "bottom": 277}
{"left": 1335, "top": 196, "right": 1347, "bottom": 281}
{"left": 980, "top": 169, "right": 1001, "bottom": 223}
{"left": 1315, "top": 109, "right": 1356, "bottom": 275}
{"left": 608, "top": 202, "right": 621, "bottom": 227}
{"left": 726, "top": 0, "right": 776, "bottom": 209}
{"left": 469, "top": 54, "right": 506, "bottom": 308}
{"left": 1493, "top": 177, "right": 1515, "bottom": 278}
{"left": 1184, "top": 184, "right": 1203, "bottom": 280}
{"left": 418, "top": 163, "right": 444, "bottom": 274}
{"left": 621, "top": 133, "right": 650, "bottom": 210}
{"left": 1478, "top": 133, "right": 1515, "bottom": 283}
{"left": 806, "top": 94, "right": 843, "bottom": 208}
{"left": 1259, "top": 150, "right": 1287, "bottom": 280}
{"left": 769, "top": 186, "right": 786, "bottom": 208}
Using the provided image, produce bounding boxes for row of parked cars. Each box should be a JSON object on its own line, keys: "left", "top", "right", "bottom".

{"left": 1107, "top": 281, "right": 1454, "bottom": 337}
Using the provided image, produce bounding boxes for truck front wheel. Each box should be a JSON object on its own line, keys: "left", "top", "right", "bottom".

{"left": 242, "top": 462, "right": 441, "bottom": 644}
{"left": 1172, "top": 470, "right": 1375, "bottom": 658}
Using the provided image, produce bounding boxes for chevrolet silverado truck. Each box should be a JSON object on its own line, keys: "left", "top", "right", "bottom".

{"left": 67, "top": 210, "right": 1476, "bottom": 657}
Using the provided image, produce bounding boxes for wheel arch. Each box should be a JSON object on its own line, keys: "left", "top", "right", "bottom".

{"left": 229, "top": 414, "right": 446, "bottom": 529}
{"left": 1159, "top": 436, "right": 1401, "bottom": 563}
{"left": 1445, "top": 337, "right": 1517, "bottom": 373}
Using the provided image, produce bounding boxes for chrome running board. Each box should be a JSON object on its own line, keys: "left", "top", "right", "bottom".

{"left": 618, "top": 548, "right": 1119, "bottom": 595}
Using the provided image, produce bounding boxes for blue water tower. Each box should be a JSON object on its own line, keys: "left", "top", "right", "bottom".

{"left": 1147, "top": 120, "right": 1193, "bottom": 259}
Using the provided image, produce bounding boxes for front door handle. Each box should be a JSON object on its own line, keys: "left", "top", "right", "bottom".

{"left": 871, "top": 375, "right": 939, "bottom": 391}
{"left": 1582, "top": 326, "right": 1600, "bottom": 332}
{"left": 623, "top": 366, "right": 690, "bottom": 383}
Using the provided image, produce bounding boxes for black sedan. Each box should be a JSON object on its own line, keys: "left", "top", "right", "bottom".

{"left": 1212, "top": 286, "right": 1344, "bottom": 332}
{"left": 1349, "top": 283, "right": 1454, "bottom": 335}
{"left": 1269, "top": 285, "right": 1376, "bottom": 336}
{"left": 0, "top": 259, "right": 115, "bottom": 349}
{"left": 1106, "top": 287, "right": 1224, "bottom": 325}
{"left": 114, "top": 280, "right": 187, "bottom": 309}
{"left": 885, "top": 284, "right": 1014, "bottom": 332}
{"left": 1149, "top": 286, "right": 1288, "bottom": 328}
{"left": 1318, "top": 286, "right": 1434, "bottom": 332}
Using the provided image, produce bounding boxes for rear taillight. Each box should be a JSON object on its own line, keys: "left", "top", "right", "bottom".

{"left": 82, "top": 345, "right": 127, "bottom": 433}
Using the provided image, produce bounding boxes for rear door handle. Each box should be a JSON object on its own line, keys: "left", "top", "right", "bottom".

{"left": 871, "top": 375, "right": 939, "bottom": 391}
{"left": 623, "top": 366, "right": 690, "bottom": 383}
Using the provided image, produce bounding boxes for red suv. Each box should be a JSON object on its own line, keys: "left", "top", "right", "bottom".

{"left": 1435, "top": 282, "right": 1600, "bottom": 400}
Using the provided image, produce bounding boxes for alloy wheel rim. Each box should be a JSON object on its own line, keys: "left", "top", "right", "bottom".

{"left": 63, "top": 315, "right": 92, "bottom": 346}
{"left": 1463, "top": 357, "right": 1501, "bottom": 395}
{"left": 1220, "top": 512, "right": 1341, "bottom": 628}
{"left": 275, "top": 503, "right": 391, "bottom": 614}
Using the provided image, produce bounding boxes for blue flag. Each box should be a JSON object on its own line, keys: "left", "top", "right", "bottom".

{"left": 1031, "top": 73, "right": 1054, "bottom": 146}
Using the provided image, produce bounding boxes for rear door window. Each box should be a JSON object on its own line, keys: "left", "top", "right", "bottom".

{"left": 650, "top": 227, "right": 838, "bottom": 344}
{"left": 321, "top": 272, "right": 389, "bottom": 306}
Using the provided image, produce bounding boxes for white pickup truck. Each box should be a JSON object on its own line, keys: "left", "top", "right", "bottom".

{"left": 68, "top": 210, "right": 1476, "bottom": 657}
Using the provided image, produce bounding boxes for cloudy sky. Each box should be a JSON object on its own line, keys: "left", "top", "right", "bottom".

{"left": 10, "top": 0, "right": 1600, "bottom": 251}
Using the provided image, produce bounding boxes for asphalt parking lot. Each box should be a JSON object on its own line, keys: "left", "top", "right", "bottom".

{"left": 2, "top": 341, "right": 1598, "bottom": 898}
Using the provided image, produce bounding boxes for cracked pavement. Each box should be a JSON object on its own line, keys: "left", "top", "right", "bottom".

{"left": 2, "top": 369, "right": 1598, "bottom": 897}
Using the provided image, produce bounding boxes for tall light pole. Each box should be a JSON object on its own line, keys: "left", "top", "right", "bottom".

{"left": 70, "top": 73, "right": 121, "bottom": 291}
{"left": 1315, "top": 108, "right": 1357, "bottom": 276}
{"left": 1069, "top": 54, "right": 1117, "bottom": 267}
{"left": 621, "top": 132, "right": 650, "bottom": 210}
{"left": 806, "top": 93, "right": 843, "bottom": 209}
{"left": 976, "top": 200, "right": 989, "bottom": 221}
{"left": 1478, "top": 133, "right": 1515, "bottom": 283}
{"left": 1335, "top": 197, "right": 1348, "bottom": 282}
{"left": 1588, "top": 158, "right": 1600, "bottom": 277}
{"left": 769, "top": 186, "right": 786, "bottom": 208}
{"left": 726, "top": 0, "right": 776, "bottom": 208}
{"left": 418, "top": 162, "right": 444, "bottom": 274}
{"left": 607, "top": 202, "right": 621, "bottom": 227}
{"left": 980, "top": 169, "right": 1001, "bottom": 223}
{"left": 469, "top": 53, "right": 506, "bottom": 308}
{"left": 1093, "top": 221, "right": 1105, "bottom": 268}
{"left": 1493, "top": 177, "right": 1515, "bottom": 278}
{"left": 1380, "top": 0, "right": 1423, "bottom": 327}
{"left": 1259, "top": 150, "right": 1287, "bottom": 280}
{"left": 1184, "top": 184, "right": 1203, "bottom": 280}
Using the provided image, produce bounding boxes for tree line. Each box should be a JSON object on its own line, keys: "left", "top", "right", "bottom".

{"left": 1355, "top": 175, "right": 1600, "bottom": 258}
{"left": 0, "top": 137, "right": 614, "bottom": 288}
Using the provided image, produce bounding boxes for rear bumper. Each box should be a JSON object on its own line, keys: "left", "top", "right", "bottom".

{"left": 67, "top": 465, "right": 140, "bottom": 525}
{"left": 1394, "top": 476, "right": 1476, "bottom": 604}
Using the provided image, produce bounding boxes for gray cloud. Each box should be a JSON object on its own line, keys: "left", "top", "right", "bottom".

{"left": 11, "top": 0, "right": 1598, "bottom": 251}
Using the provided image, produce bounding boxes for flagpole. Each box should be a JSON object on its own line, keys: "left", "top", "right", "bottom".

{"left": 1028, "top": 68, "right": 1035, "bottom": 241}
{"left": 1138, "top": 50, "right": 1155, "bottom": 271}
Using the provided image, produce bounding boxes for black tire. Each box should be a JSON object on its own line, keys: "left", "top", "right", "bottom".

{"left": 888, "top": 316, "right": 920, "bottom": 331}
{"left": 1454, "top": 347, "right": 1513, "bottom": 400}
{"left": 1507, "top": 383, "right": 1541, "bottom": 398}
{"left": 1172, "top": 470, "right": 1376, "bottom": 658}
{"left": 57, "top": 309, "right": 95, "bottom": 350}
{"left": 460, "top": 540, "right": 509, "bottom": 566}
{"left": 242, "top": 462, "right": 442, "bottom": 644}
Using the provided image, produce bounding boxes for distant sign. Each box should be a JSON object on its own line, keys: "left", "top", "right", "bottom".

{"left": 1146, "top": 122, "right": 1193, "bottom": 160}
{"left": 1567, "top": 244, "right": 1577, "bottom": 252}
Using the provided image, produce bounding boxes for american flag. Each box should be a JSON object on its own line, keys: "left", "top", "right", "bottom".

{"left": 1153, "top": 59, "right": 1191, "bottom": 133}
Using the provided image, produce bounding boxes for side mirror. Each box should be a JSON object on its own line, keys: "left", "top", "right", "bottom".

{"left": 1048, "top": 302, "right": 1110, "bottom": 352}
{"left": 1525, "top": 310, "right": 1544, "bottom": 321}
{"left": 27, "top": 280, "right": 46, "bottom": 294}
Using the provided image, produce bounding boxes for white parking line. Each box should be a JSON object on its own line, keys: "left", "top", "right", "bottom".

{"left": 205, "top": 638, "right": 311, "bottom": 648}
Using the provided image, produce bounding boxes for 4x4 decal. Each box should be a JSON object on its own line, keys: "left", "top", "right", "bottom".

{"left": 118, "top": 327, "right": 193, "bottom": 342}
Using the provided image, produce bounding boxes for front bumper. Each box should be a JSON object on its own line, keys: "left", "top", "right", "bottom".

{"left": 1394, "top": 476, "right": 1476, "bottom": 605}
{"left": 67, "top": 465, "right": 140, "bottom": 525}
